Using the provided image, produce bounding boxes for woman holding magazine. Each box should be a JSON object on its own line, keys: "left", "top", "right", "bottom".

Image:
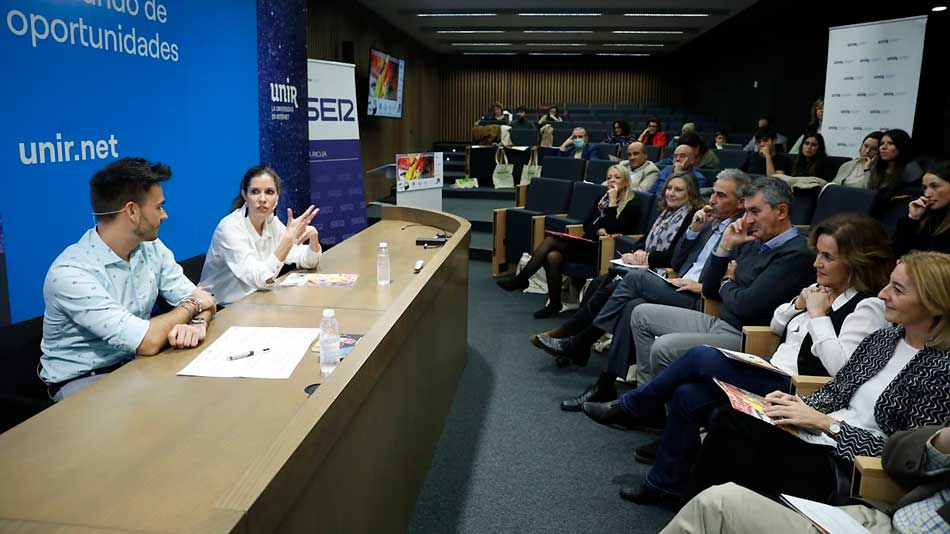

{"left": 496, "top": 165, "right": 645, "bottom": 318}
{"left": 688, "top": 250, "right": 950, "bottom": 507}
{"left": 581, "top": 214, "right": 894, "bottom": 508}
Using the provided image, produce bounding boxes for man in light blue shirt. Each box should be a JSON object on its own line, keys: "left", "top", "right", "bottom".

{"left": 40, "top": 158, "right": 216, "bottom": 400}
{"left": 647, "top": 144, "right": 709, "bottom": 196}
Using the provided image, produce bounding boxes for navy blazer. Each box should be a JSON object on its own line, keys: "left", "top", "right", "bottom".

{"left": 559, "top": 143, "right": 599, "bottom": 161}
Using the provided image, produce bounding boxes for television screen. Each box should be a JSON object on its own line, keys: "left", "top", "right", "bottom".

{"left": 367, "top": 49, "right": 405, "bottom": 119}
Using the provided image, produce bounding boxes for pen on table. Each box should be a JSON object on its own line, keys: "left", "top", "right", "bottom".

{"left": 227, "top": 347, "right": 271, "bottom": 361}
{"left": 615, "top": 250, "right": 623, "bottom": 258}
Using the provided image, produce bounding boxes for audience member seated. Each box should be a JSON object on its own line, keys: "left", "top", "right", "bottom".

{"left": 658, "top": 132, "right": 720, "bottom": 170}
{"left": 647, "top": 144, "right": 709, "bottom": 196}
{"left": 628, "top": 177, "right": 815, "bottom": 387}
{"left": 870, "top": 129, "right": 925, "bottom": 216}
{"left": 200, "top": 165, "right": 322, "bottom": 306}
{"left": 558, "top": 127, "right": 598, "bottom": 160}
{"left": 618, "top": 142, "right": 660, "bottom": 193}
{"left": 832, "top": 131, "right": 884, "bottom": 188}
{"left": 661, "top": 424, "right": 950, "bottom": 534}
{"left": 603, "top": 120, "right": 635, "bottom": 147}
{"left": 639, "top": 117, "right": 669, "bottom": 149}
{"left": 39, "top": 158, "right": 217, "bottom": 402}
{"left": 741, "top": 128, "right": 792, "bottom": 176}
{"left": 714, "top": 131, "right": 729, "bottom": 150}
{"left": 790, "top": 98, "right": 824, "bottom": 154}
{"left": 496, "top": 165, "right": 639, "bottom": 318}
{"left": 538, "top": 105, "right": 563, "bottom": 147}
{"left": 476, "top": 100, "right": 511, "bottom": 125}
{"left": 582, "top": 214, "right": 893, "bottom": 507}
{"left": 510, "top": 106, "right": 533, "bottom": 128}
{"left": 743, "top": 116, "right": 788, "bottom": 152}
{"left": 550, "top": 171, "right": 749, "bottom": 410}
{"left": 688, "top": 251, "right": 950, "bottom": 506}
{"left": 893, "top": 160, "right": 950, "bottom": 256}
{"left": 667, "top": 122, "right": 697, "bottom": 148}
{"left": 787, "top": 132, "right": 831, "bottom": 178}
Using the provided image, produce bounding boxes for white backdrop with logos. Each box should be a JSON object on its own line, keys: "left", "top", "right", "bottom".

{"left": 822, "top": 16, "right": 927, "bottom": 157}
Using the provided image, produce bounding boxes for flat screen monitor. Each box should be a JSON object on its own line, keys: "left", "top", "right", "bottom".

{"left": 367, "top": 49, "right": 405, "bottom": 119}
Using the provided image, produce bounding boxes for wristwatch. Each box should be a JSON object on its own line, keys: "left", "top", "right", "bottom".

{"left": 828, "top": 421, "right": 842, "bottom": 440}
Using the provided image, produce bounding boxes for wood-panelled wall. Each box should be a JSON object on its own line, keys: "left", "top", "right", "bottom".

{"left": 439, "top": 66, "right": 678, "bottom": 142}
{"left": 307, "top": 1, "right": 440, "bottom": 202}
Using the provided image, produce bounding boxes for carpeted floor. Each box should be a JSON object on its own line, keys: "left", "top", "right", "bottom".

{"left": 408, "top": 260, "right": 675, "bottom": 533}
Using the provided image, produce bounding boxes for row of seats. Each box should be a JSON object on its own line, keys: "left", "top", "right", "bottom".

{"left": 466, "top": 146, "right": 663, "bottom": 187}
{"left": 492, "top": 182, "right": 899, "bottom": 280}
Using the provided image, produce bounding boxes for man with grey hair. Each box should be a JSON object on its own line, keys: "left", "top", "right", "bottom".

{"left": 540, "top": 170, "right": 751, "bottom": 410}
{"left": 585, "top": 177, "right": 814, "bottom": 404}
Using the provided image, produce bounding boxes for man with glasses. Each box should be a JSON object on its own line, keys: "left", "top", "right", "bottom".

{"left": 39, "top": 158, "right": 216, "bottom": 401}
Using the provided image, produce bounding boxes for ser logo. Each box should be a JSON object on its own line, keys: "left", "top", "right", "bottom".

{"left": 308, "top": 98, "right": 356, "bottom": 122}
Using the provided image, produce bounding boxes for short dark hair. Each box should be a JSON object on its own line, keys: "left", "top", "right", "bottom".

{"left": 90, "top": 158, "right": 171, "bottom": 221}
{"left": 754, "top": 127, "right": 777, "bottom": 141}
{"left": 677, "top": 132, "right": 709, "bottom": 155}
{"left": 647, "top": 116, "right": 662, "bottom": 129}
{"left": 515, "top": 106, "right": 527, "bottom": 114}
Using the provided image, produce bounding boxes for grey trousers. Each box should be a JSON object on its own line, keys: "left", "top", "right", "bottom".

{"left": 631, "top": 303, "right": 742, "bottom": 385}
{"left": 592, "top": 269, "right": 700, "bottom": 379}
{"left": 52, "top": 373, "right": 107, "bottom": 402}
{"left": 660, "top": 483, "right": 896, "bottom": 534}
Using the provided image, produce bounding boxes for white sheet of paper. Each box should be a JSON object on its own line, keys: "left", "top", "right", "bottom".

{"left": 177, "top": 326, "right": 320, "bottom": 379}
{"left": 781, "top": 494, "right": 871, "bottom": 534}
{"left": 715, "top": 346, "right": 792, "bottom": 376}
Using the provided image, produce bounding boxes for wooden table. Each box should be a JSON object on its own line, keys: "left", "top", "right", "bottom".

{"left": 0, "top": 206, "right": 471, "bottom": 533}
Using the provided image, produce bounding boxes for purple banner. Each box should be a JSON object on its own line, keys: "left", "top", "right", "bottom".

{"left": 309, "top": 139, "right": 368, "bottom": 244}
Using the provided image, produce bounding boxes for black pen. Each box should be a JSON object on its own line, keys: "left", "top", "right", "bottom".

{"left": 227, "top": 347, "right": 271, "bottom": 361}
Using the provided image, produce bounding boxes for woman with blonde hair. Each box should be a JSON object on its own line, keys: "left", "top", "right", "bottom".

{"left": 496, "top": 165, "right": 640, "bottom": 317}
{"left": 686, "top": 251, "right": 950, "bottom": 506}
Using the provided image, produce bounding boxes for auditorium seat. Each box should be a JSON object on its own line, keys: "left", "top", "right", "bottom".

{"left": 540, "top": 156, "right": 587, "bottom": 181}
{"left": 596, "top": 143, "right": 621, "bottom": 160}
{"left": 503, "top": 147, "right": 532, "bottom": 186}
{"left": 713, "top": 149, "right": 747, "bottom": 169}
{"left": 595, "top": 194, "right": 658, "bottom": 275}
{"left": 552, "top": 122, "right": 575, "bottom": 141}
{"left": 492, "top": 178, "right": 573, "bottom": 276}
{"left": 810, "top": 184, "right": 876, "bottom": 225}
{"left": 825, "top": 156, "right": 852, "bottom": 181}
{"left": 584, "top": 160, "right": 614, "bottom": 183}
{"left": 509, "top": 128, "right": 538, "bottom": 147}
{"left": 0, "top": 316, "right": 52, "bottom": 434}
{"left": 467, "top": 146, "right": 499, "bottom": 187}
{"left": 545, "top": 182, "right": 607, "bottom": 234}
{"left": 790, "top": 189, "right": 820, "bottom": 226}
{"left": 645, "top": 145, "right": 662, "bottom": 162}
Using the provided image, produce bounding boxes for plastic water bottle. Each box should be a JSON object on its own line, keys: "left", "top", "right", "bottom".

{"left": 376, "top": 242, "right": 391, "bottom": 285}
{"left": 319, "top": 309, "right": 340, "bottom": 377}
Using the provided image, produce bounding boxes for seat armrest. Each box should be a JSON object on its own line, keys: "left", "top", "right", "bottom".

{"left": 791, "top": 375, "right": 832, "bottom": 396}
{"left": 853, "top": 456, "right": 906, "bottom": 504}
{"left": 516, "top": 184, "right": 528, "bottom": 207}
{"left": 702, "top": 296, "right": 721, "bottom": 317}
{"left": 598, "top": 235, "right": 616, "bottom": 276}
{"left": 531, "top": 215, "right": 546, "bottom": 252}
{"left": 741, "top": 326, "right": 780, "bottom": 359}
{"left": 492, "top": 209, "right": 513, "bottom": 277}
{"left": 565, "top": 224, "right": 585, "bottom": 237}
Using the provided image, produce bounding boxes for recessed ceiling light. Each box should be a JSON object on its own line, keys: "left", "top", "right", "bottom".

{"left": 462, "top": 52, "right": 517, "bottom": 55}
{"left": 596, "top": 53, "right": 650, "bottom": 56}
{"left": 449, "top": 42, "right": 512, "bottom": 46}
{"left": 518, "top": 12, "right": 603, "bottom": 17}
{"left": 522, "top": 30, "right": 595, "bottom": 33}
{"left": 624, "top": 13, "right": 709, "bottom": 17}
{"left": 526, "top": 43, "right": 587, "bottom": 47}
{"left": 436, "top": 30, "right": 506, "bottom": 34}
{"left": 602, "top": 43, "right": 665, "bottom": 47}
{"left": 527, "top": 52, "right": 584, "bottom": 55}
{"left": 933, "top": 5, "right": 948, "bottom": 11}
{"left": 611, "top": 30, "right": 684, "bottom": 34}
{"left": 417, "top": 13, "right": 497, "bottom": 17}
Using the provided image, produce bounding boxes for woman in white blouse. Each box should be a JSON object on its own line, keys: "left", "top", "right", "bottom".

{"left": 199, "top": 165, "right": 321, "bottom": 305}
{"left": 580, "top": 213, "right": 895, "bottom": 505}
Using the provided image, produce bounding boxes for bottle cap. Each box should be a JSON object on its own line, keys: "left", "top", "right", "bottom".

{"left": 322, "top": 309, "right": 335, "bottom": 318}
{"left": 379, "top": 242, "right": 388, "bottom": 248}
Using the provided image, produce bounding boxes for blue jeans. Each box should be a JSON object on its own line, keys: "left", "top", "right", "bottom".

{"left": 618, "top": 345, "right": 792, "bottom": 496}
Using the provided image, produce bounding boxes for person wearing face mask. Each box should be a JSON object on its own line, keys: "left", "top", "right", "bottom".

{"left": 558, "top": 127, "right": 598, "bottom": 160}
{"left": 199, "top": 165, "right": 322, "bottom": 306}
{"left": 39, "top": 158, "right": 217, "bottom": 401}
{"left": 832, "top": 131, "right": 884, "bottom": 188}
{"left": 618, "top": 142, "right": 660, "bottom": 192}
{"left": 893, "top": 161, "right": 950, "bottom": 256}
